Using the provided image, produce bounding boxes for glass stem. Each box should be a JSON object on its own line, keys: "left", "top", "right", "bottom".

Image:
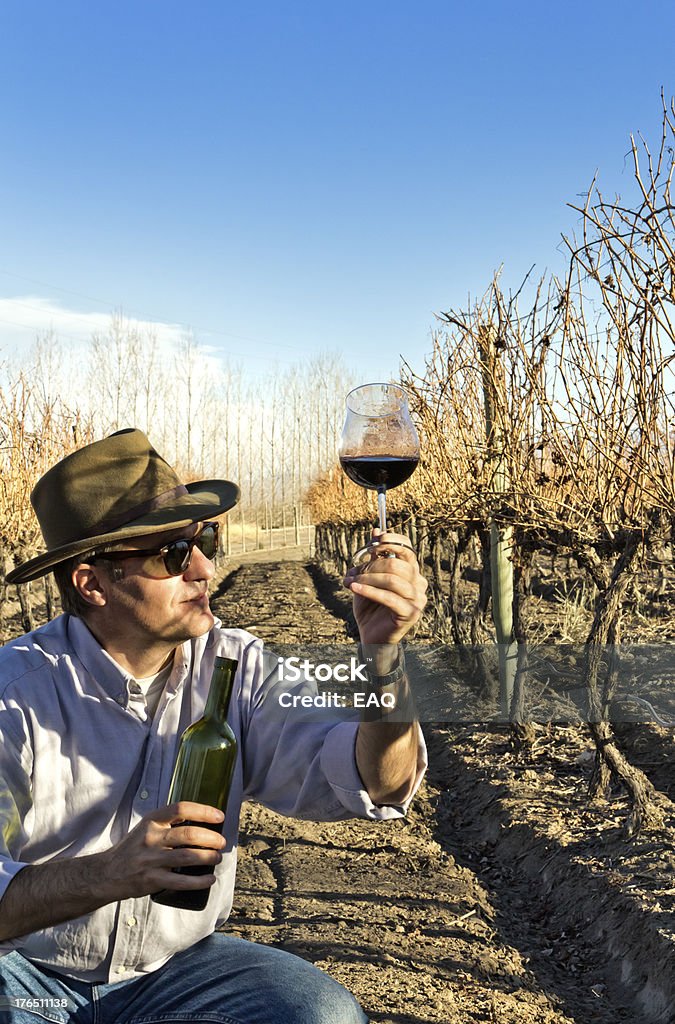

{"left": 377, "top": 487, "right": 387, "bottom": 532}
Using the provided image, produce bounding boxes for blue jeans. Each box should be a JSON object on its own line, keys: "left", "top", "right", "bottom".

{"left": 0, "top": 933, "right": 367, "bottom": 1024}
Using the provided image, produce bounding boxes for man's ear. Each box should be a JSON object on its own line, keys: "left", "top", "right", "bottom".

{"left": 72, "top": 563, "right": 114, "bottom": 608}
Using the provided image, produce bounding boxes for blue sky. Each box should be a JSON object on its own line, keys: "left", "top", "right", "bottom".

{"left": 1, "top": 1, "right": 674, "bottom": 382}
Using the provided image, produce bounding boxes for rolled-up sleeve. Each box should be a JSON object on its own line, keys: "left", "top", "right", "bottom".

{"left": 0, "top": 706, "right": 34, "bottom": 951}
{"left": 319, "top": 719, "right": 427, "bottom": 819}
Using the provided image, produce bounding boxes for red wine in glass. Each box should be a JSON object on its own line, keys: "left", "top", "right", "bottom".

{"left": 339, "top": 455, "right": 419, "bottom": 491}
{"left": 338, "top": 384, "right": 420, "bottom": 563}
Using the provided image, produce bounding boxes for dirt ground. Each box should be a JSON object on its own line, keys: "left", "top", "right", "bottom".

{"left": 1, "top": 547, "right": 673, "bottom": 1023}
{"left": 210, "top": 552, "right": 675, "bottom": 1024}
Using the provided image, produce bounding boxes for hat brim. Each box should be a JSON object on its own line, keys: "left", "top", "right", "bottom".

{"left": 6, "top": 479, "right": 240, "bottom": 585}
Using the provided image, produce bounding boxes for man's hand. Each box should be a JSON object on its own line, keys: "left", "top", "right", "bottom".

{"left": 343, "top": 530, "right": 428, "bottom": 645}
{"left": 0, "top": 802, "right": 225, "bottom": 943}
{"left": 100, "top": 801, "right": 226, "bottom": 899}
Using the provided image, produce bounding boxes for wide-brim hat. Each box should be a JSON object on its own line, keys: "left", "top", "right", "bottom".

{"left": 6, "top": 428, "right": 240, "bottom": 585}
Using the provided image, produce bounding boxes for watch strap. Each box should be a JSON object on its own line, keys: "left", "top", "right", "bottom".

{"left": 358, "top": 645, "right": 406, "bottom": 687}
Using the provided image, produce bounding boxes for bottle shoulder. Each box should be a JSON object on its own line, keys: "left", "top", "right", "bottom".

{"left": 181, "top": 716, "right": 237, "bottom": 747}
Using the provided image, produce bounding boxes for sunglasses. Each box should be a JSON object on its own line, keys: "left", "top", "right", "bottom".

{"left": 90, "top": 522, "right": 220, "bottom": 577}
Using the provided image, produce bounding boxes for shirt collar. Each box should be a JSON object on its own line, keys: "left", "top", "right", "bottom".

{"left": 65, "top": 613, "right": 217, "bottom": 706}
{"left": 67, "top": 615, "right": 135, "bottom": 704}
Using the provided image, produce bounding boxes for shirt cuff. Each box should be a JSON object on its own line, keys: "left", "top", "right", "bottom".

{"left": 320, "top": 720, "right": 428, "bottom": 820}
{"left": 0, "top": 858, "right": 29, "bottom": 899}
{"left": 0, "top": 860, "right": 32, "bottom": 952}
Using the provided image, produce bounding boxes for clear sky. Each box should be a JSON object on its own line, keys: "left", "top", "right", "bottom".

{"left": 1, "top": 0, "right": 674, "bottom": 383}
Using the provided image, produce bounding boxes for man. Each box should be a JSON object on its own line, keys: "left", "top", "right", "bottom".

{"left": 0, "top": 428, "right": 427, "bottom": 1024}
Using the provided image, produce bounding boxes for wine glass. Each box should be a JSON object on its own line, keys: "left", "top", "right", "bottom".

{"left": 338, "top": 382, "right": 420, "bottom": 564}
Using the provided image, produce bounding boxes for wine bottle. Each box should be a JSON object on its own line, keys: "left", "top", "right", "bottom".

{"left": 151, "top": 656, "right": 238, "bottom": 911}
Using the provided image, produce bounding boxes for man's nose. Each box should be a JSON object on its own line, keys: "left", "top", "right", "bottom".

{"left": 186, "top": 542, "right": 216, "bottom": 580}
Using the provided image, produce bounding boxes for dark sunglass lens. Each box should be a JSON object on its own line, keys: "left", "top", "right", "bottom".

{"left": 197, "top": 526, "right": 218, "bottom": 559}
{"left": 164, "top": 540, "right": 191, "bottom": 575}
{"left": 161, "top": 527, "right": 217, "bottom": 575}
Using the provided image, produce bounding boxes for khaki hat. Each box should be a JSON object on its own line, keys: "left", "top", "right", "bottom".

{"left": 6, "top": 428, "right": 239, "bottom": 585}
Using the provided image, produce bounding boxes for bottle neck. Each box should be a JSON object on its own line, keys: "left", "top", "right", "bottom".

{"left": 203, "top": 656, "right": 238, "bottom": 722}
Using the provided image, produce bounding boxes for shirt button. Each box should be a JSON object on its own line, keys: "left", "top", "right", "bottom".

{"left": 126, "top": 916, "right": 137, "bottom": 927}
{"left": 139, "top": 789, "right": 149, "bottom": 800}
{"left": 116, "top": 966, "right": 127, "bottom": 975}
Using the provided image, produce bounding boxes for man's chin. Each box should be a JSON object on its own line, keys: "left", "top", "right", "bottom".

{"left": 180, "top": 599, "right": 215, "bottom": 636}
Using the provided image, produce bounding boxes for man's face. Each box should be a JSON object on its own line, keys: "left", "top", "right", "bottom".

{"left": 84, "top": 522, "right": 217, "bottom": 650}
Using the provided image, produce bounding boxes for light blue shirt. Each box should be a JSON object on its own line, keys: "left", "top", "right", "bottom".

{"left": 0, "top": 614, "right": 426, "bottom": 982}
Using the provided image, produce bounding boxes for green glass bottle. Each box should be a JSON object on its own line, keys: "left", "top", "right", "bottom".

{"left": 151, "top": 656, "right": 238, "bottom": 911}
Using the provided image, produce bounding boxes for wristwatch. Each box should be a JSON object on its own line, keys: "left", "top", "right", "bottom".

{"left": 358, "top": 645, "right": 406, "bottom": 687}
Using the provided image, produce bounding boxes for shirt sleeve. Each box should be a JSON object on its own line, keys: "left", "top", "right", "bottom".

{"left": 239, "top": 643, "right": 427, "bottom": 821}
{"left": 319, "top": 719, "right": 427, "bottom": 819}
{"left": 0, "top": 703, "right": 35, "bottom": 951}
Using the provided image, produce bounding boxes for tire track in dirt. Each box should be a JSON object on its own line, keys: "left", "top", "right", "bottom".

{"left": 210, "top": 557, "right": 640, "bottom": 1024}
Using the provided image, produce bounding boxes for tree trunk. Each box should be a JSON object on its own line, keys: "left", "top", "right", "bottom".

{"left": 44, "top": 574, "right": 57, "bottom": 622}
{"left": 582, "top": 528, "right": 664, "bottom": 836}
{"left": 16, "top": 583, "right": 34, "bottom": 634}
